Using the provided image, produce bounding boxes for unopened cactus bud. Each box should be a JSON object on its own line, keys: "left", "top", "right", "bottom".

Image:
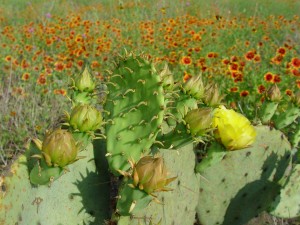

{"left": 183, "top": 75, "right": 205, "bottom": 100}
{"left": 42, "top": 129, "right": 78, "bottom": 167}
{"left": 291, "top": 91, "right": 300, "bottom": 107}
{"left": 266, "top": 85, "right": 281, "bottom": 102}
{"left": 132, "top": 156, "right": 176, "bottom": 194}
{"left": 74, "top": 66, "right": 95, "bottom": 92}
{"left": 159, "top": 63, "right": 175, "bottom": 90}
{"left": 184, "top": 108, "right": 213, "bottom": 136}
{"left": 69, "top": 104, "right": 102, "bottom": 132}
{"left": 203, "top": 83, "right": 224, "bottom": 107}
{"left": 212, "top": 106, "right": 256, "bottom": 150}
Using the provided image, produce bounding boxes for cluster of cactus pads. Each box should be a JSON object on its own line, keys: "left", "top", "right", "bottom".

{"left": 0, "top": 51, "right": 299, "bottom": 225}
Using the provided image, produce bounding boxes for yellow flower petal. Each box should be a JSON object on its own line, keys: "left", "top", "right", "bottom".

{"left": 213, "top": 106, "right": 256, "bottom": 150}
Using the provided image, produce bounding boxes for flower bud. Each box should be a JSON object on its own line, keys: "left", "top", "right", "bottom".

{"left": 184, "top": 108, "right": 213, "bottom": 136}
{"left": 69, "top": 104, "right": 102, "bottom": 132}
{"left": 159, "top": 63, "right": 175, "bottom": 90}
{"left": 203, "top": 83, "right": 224, "bottom": 107}
{"left": 291, "top": 91, "right": 300, "bottom": 107}
{"left": 132, "top": 156, "right": 176, "bottom": 194}
{"left": 42, "top": 129, "right": 78, "bottom": 167}
{"left": 74, "top": 66, "right": 95, "bottom": 92}
{"left": 266, "top": 85, "right": 281, "bottom": 102}
{"left": 212, "top": 106, "right": 256, "bottom": 150}
{"left": 183, "top": 75, "right": 205, "bottom": 100}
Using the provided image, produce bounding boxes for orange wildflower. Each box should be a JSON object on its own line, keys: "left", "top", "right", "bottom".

{"left": 245, "top": 51, "right": 255, "bottom": 60}
{"left": 230, "top": 87, "right": 239, "bottom": 92}
{"left": 285, "top": 89, "right": 293, "bottom": 96}
{"left": 91, "top": 61, "right": 100, "bottom": 68}
{"left": 229, "top": 63, "right": 239, "bottom": 72}
{"left": 183, "top": 72, "right": 192, "bottom": 82}
{"left": 253, "top": 55, "right": 261, "bottom": 63}
{"left": 240, "top": 90, "right": 249, "bottom": 97}
{"left": 5, "top": 55, "right": 12, "bottom": 62}
{"left": 77, "top": 60, "right": 84, "bottom": 67}
{"left": 271, "top": 55, "right": 283, "bottom": 65}
{"left": 291, "top": 69, "right": 300, "bottom": 77}
{"left": 54, "top": 61, "right": 65, "bottom": 72}
{"left": 222, "top": 59, "right": 230, "bottom": 65}
{"left": 276, "top": 47, "right": 286, "bottom": 56}
{"left": 181, "top": 56, "right": 192, "bottom": 65}
{"left": 291, "top": 58, "right": 300, "bottom": 68}
{"left": 54, "top": 89, "right": 67, "bottom": 96}
{"left": 257, "top": 84, "right": 266, "bottom": 94}
{"left": 22, "top": 73, "right": 30, "bottom": 81}
{"left": 264, "top": 72, "right": 274, "bottom": 83}
{"left": 37, "top": 75, "right": 46, "bottom": 85}
{"left": 273, "top": 74, "right": 281, "bottom": 83}
{"left": 296, "top": 80, "right": 300, "bottom": 89}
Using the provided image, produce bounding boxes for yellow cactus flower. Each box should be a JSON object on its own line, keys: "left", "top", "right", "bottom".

{"left": 212, "top": 106, "right": 256, "bottom": 150}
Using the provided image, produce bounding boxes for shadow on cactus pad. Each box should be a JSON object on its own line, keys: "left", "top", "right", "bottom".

{"left": 197, "top": 126, "right": 292, "bottom": 225}
{"left": 222, "top": 153, "right": 288, "bottom": 225}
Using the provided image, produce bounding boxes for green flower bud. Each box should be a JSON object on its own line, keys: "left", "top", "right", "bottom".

{"left": 159, "top": 63, "right": 175, "bottom": 90}
{"left": 74, "top": 66, "right": 95, "bottom": 92}
{"left": 132, "top": 156, "right": 176, "bottom": 194}
{"left": 266, "top": 85, "right": 281, "bottom": 102}
{"left": 183, "top": 75, "right": 205, "bottom": 100}
{"left": 42, "top": 129, "right": 78, "bottom": 167}
{"left": 69, "top": 104, "right": 102, "bottom": 132}
{"left": 291, "top": 91, "right": 300, "bottom": 107}
{"left": 203, "top": 83, "right": 224, "bottom": 107}
{"left": 184, "top": 108, "right": 213, "bottom": 136}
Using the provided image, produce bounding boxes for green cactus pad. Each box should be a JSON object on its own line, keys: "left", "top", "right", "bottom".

{"left": 116, "top": 181, "right": 153, "bottom": 216}
{"left": 274, "top": 106, "right": 300, "bottom": 129}
{"left": 268, "top": 164, "right": 300, "bottom": 218}
{"left": 196, "top": 126, "right": 292, "bottom": 225}
{"left": 0, "top": 140, "right": 110, "bottom": 225}
{"left": 104, "top": 54, "right": 164, "bottom": 173}
{"left": 117, "top": 143, "right": 200, "bottom": 225}
{"left": 157, "top": 95, "right": 197, "bottom": 149}
{"left": 195, "top": 142, "right": 226, "bottom": 173}
{"left": 29, "top": 159, "right": 63, "bottom": 185}
{"left": 291, "top": 122, "right": 300, "bottom": 148}
{"left": 258, "top": 101, "right": 278, "bottom": 124}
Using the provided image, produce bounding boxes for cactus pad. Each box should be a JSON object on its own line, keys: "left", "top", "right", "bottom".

{"left": 268, "top": 164, "right": 300, "bottom": 218}
{"left": 104, "top": 53, "right": 165, "bottom": 173}
{"left": 0, "top": 140, "right": 110, "bottom": 225}
{"left": 117, "top": 143, "right": 200, "bottom": 225}
{"left": 196, "top": 126, "right": 291, "bottom": 225}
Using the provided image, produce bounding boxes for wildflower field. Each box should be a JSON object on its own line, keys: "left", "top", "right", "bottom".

{"left": 1, "top": 0, "right": 299, "bottom": 167}
{"left": 0, "top": 0, "right": 299, "bottom": 224}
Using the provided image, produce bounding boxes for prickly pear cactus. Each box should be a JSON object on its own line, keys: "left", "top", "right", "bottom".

{"left": 0, "top": 140, "right": 110, "bottom": 225}
{"left": 268, "top": 164, "right": 300, "bottom": 218}
{"left": 104, "top": 53, "right": 165, "bottom": 173}
{"left": 196, "top": 126, "right": 292, "bottom": 225}
{"left": 116, "top": 143, "right": 200, "bottom": 225}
